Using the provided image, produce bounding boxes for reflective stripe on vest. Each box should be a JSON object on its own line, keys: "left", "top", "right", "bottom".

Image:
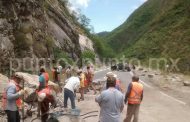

{"left": 128, "top": 82, "right": 143, "bottom": 104}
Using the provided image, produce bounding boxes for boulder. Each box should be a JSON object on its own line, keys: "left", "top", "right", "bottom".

{"left": 183, "top": 81, "right": 190, "bottom": 86}
{"left": 15, "top": 72, "right": 60, "bottom": 92}
{"left": 138, "top": 68, "right": 144, "bottom": 71}
{"left": 154, "top": 71, "right": 161, "bottom": 75}
{"left": 148, "top": 74, "right": 154, "bottom": 78}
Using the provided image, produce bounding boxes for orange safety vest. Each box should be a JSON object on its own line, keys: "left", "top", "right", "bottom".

{"left": 128, "top": 82, "right": 143, "bottom": 104}
{"left": 2, "top": 80, "right": 22, "bottom": 110}
{"left": 43, "top": 72, "right": 49, "bottom": 87}
{"left": 38, "top": 87, "right": 51, "bottom": 97}
{"left": 52, "top": 69, "right": 55, "bottom": 80}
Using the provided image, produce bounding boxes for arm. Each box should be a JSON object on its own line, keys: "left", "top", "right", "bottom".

{"left": 124, "top": 83, "right": 132, "bottom": 104}
{"left": 95, "top": 94, "right": 102, "bottom": 105}
{"left": 7, "top": 85, "right": 20, "bottom": 101}
{"left": 120, "top": 95, "right": 124, "bottom": 112}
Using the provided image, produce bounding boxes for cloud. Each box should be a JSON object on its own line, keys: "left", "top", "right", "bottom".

{"left": 77, "top": 0, "right": 91, "bottom": 7}
{"left": 69, "top": 0, "right": 91, "bottom": 8}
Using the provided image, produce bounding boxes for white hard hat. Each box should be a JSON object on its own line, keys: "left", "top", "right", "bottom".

{"left": 106, "top": 72, "right": 114, "bottom": 77}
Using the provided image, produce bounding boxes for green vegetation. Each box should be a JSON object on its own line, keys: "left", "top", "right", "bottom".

{"left": 97, "top": 31, "right": 110, "bottom": 38}
{"left": 70, "top": 10, "right": 115, "bottom": 59}
{"left": 81, "top": 50, "right": 95, "bottom": 61}
{"left": 20, "top": 22, "right": 33, "bottom": 34}
{"left": 90, "top": 35, "right": 115, "bottom": 58}
{"left": 104, "top": 0, "right": 190, "bottom": 73}
{"left": 54, "top": 48, "right": 73, "bottom": 66}
{"left": 13, "top": 31, "right": 33, "bottom": 56}
{"left": 45, "top": 35, "right": 54, "bottom": 49}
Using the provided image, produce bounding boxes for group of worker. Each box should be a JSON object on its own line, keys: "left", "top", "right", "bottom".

{"left": 63, "top": 65, "right": 95, "bottom": 109}
{"left": 36, "top": 65, "right": 96, "bottom": 121}
{"left": 2, "top": 64, "right": 143, "bottom": 122}
{"left": 1, "top": 64, "right": 95, "bottom": 122}
{"left": 1, "top": 67, "right": 56, "bottom": 122}
{"left": 95, "top": 72, "right": 144, "bottom": 122}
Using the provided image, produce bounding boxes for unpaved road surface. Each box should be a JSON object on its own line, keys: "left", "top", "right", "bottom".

{"left": 25, "top": 69, "right": 190, "bottom": 122}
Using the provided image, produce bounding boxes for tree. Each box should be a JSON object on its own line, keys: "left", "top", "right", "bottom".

{"left": 79, "top": 14, "right": 90, "bottom": 28}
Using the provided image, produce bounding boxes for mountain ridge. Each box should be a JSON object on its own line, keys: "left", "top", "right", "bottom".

{"left": 104, "top": 0, "right": 190, "bottom": 72}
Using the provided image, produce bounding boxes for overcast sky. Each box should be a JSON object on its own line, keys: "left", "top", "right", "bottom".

{"left": 68, "top": 0, "right": 148, "bottom": 33}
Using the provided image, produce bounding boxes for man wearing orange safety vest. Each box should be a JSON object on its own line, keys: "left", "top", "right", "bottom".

{"left": 37, "top": 87, "right": 56, "bottom": 122}
{"left": 38, "top": 68, "right": 49, "bottom": 91}
{"left": 37, "top": 68, "right": 52, "bottom": 122}
{"left": 124, "top": 76, "right": 143, "bottom": 122}
{"left": 2, "top": 74, "right": 26, "bottom": 122}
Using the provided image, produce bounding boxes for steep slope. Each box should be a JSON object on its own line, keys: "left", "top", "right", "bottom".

{"left": 0, "top": 0, "right": 95, "bottom": 74}
{"left": 105, "top": 0, "right": 190, "bottom": 72}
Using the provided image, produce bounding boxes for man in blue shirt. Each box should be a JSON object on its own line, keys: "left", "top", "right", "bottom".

{"left": 3, "top": 74, "right": 25, "bottom": 122}
{"left": 95, "top": 77, "right": 124, "bottom": 122}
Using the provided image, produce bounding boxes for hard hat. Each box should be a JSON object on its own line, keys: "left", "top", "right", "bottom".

{"left": 106, "top": 72, "right": 115, "bottom": 78}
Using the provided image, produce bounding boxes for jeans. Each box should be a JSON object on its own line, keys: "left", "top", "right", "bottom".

{"left": 64, "top": 88, "right": 75, "bottom": 109}
{"left": 5, "top": 110, "right": 20, "bottom": 122}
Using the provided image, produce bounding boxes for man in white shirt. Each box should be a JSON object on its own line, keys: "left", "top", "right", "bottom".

{"left": 64, "top": 70, "right": 81, "bottom": 109}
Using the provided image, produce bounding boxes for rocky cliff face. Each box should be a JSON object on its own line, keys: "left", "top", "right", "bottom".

{"left": 0, "top": 0, "right": 94, "bottom": 74}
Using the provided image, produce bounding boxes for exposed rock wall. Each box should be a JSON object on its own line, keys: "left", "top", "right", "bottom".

{"left": 0, "top": 0, "right": 94, "bottom": 74}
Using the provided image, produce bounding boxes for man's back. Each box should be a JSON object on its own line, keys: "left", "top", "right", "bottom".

{"left": 64, "top": 77, "right": 80, "bottom": 93}
{"left": 96, "top": 88, "right": 124, "bottom": 122}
